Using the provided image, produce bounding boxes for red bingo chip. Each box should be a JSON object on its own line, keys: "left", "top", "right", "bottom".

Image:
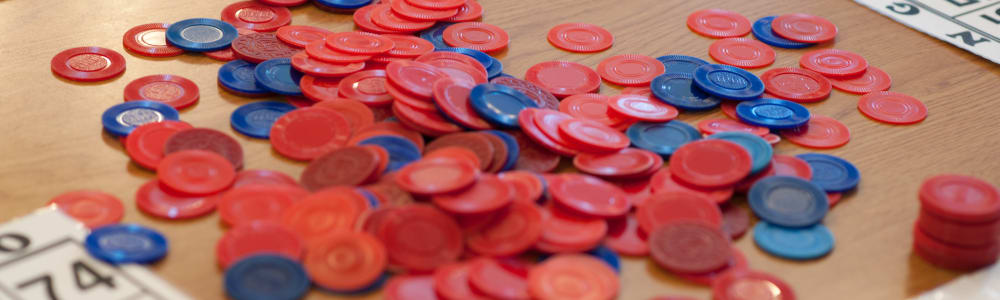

{"left": 395, "top": 158, "right": 480, "bottom": 195}
{"left": 385, "top": 35, "right": 435, "bottom": 57}
{"left": 829, "top": 66, "right": 892, "bottom": 95}
{"left": 712, "top": 270, "right": 796, "bottom": 300}
{"left": 164, "top": 128, "right": 245, "bottom": 169}
{"left": 384, "top": 275, "right": 438, "bottom": 300}
{"left": 313, "top": 98, "right": 376, "bottom": 131}
{"left": 305, "top": 230, "right": 388, "bottom": 291}
{"left": 526, "top": 61, "right": 601, "bottom": 98}
{"left": 291, "top": 52, "right": 365, "bottom": 77}
{"left": 305, "top": 40, "right": 372, "bottom": 63}
{"left": 920, "top": 174, "right": 1000, "bottom": 223}
{"left": 232, "top": 33, "right": 300, "bottom": 63}
{"left": 466, "top": 202, "right": 544, "bottom": 256}
{"left": 371, "top": 4, "right": 436, "bottom": 32}
{"left": 761, "top": 67, "right": 832, "bottom": 103}
{"left": 548, "top": 23, "right": 614, "bottom": 53}
{"left": 443, "top": 22, "right": 509, "bottom": 53}
{"left": 607, "top": 94, "right": 679, "bottom": 122}
{"left": 772, "top": 13, "right": 838, "bottom": 43}
{"left": 781, "top": 115, "right": 851, "bottom": 149}
{"left": 48, "top": 190, "right": 124, "bottom": 228}
{"left": 282, "top": 187, "right": 370, "bottom": 244}
{"left": 135, "top": 179, "right": 219, "bottom": 219}
{"left": 435, "top": 78, "right": 492, "bottom": 130}
{"left": 425, "top": 146, "right": 481, "bottom": 169}
{"left": 604, "top": 214, "right": 650, "bottom": 256}
{"left": 482, "top": 133, "right": 511, "bottom": 170}
{"left": 574, "top": 148, "right": 660, "bottom": 178}
{"left": 800, "top": 49, "right": 869, "bottom": 78}
{"left": 218, "top": 184, "right": 308, "bottom": 226}
{"left": 380, "top": 204, "right": 464, "bottom": 271}
{"left": 559, "top": 94, "right": 630, "bottom": 128}
{"left": 720, "top": 204, "right": 751, "bottom": 239}
{"left": 637, "top": 191, "right": 723, "bottom": 233}
{"left": 51, "top": 47, "right": 126, "bottom": 82}
{"left": 269, "top": 107, "right": 352, "bottom": 161}
{"left": 686, "top": 9, "right": 752, "bottom": 38}
{"left": 425, "top": 133, "right": 496, "bottom": 170}
{"left": 126, "top": 121, "right": 193, "bottom": 170}
{"left": 417, "top": 51, "right": 488, "bottom": 82}
{"left": 353, "top": 5, "right": 402, "bottom": 34}
{"left": 338, "top": 69, "right": 394, "bottom": 106}
{"left": 276, "top": 25, "right": 331, "bottom": 48}
{"left": 549, "top": 174, "right": 630, "bottom": 218}
{"left": 123, "top": 74, "right": 200, "bottom": 109}
{"left": 528, "top": 254, "right": 619, "bottom": 300}
{"left": 678, "top": 247, "right": 749, "bottom": 286}
{"left": 433, "top": 174, "right": 512, "bottom": 214}
{"left": 386, "top": 60, "right": 451, "bottom": 98}
{"left": 669, "top": 140, "right": 752, "bottom": 188}
{"left": 326, "top": 32, "right": 395, "bottom": 55}
{"left": 649, "top": 221, "right": 732, "bottom": 274}
{"left": 498, "top": 170, "right": 546, "bottom": 203}
{"left": 300, "top": 76, "right": 341, "bottom": 102}
{"left": 407, "top": 0, "right": 467, "bottom": 9}
{"left": 433, "top": 262, "right": 493, "bottom": 300}
{"left": 558, "top": 119, "right": 631, "bottom": 153}
{"left": 221, "top": 1, "right": 292, "bottom": 32}
{"left": 123, "top": 23, "right": 184, "bottom": 57}
{"left": 827, "top": 192, "right": 843, "bottom": 207}
{"left": 393, "top": 100, "right": 463, "bottom": 136}
{"left": 233, "top": 169, "right": 299, "bottom": 188}
{"left": 537, "top": 203, "right": 608, "bottom": 252}
{"left": 523, "top": 109, "right": 582, "bottom": 156}
{"left": 301, "top": 146, "right": 380, "bottom": 191}
{"left": 650, "top": 169, "right": 734, "bottom": 204}
{"left": 391, "top": 0, "right": 459, "bottom": 20}
{"left": 443, "top": 0, "right": 484, "bottom": 22}
{"left": 597, "top": 54, "right": 665, "bottom": 86}
{"left": 468, "top": 258, "right": 533, "bottom": 300}
{"left": 858, "top": 91, "right": 928, "bottom": 125}
{"left": 709, "top": 38, "right": 775, "bottom": 69}
{"left": 697, "top": 118, "right": 769, "bottom": 137}
{"left": 216, "top": 221, "right": 304, "bottom": 268}
{"left": 157, "top": 150, "right": 236, "bottom": 195}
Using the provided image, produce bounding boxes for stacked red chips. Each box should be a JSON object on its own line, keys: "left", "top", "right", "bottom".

{"left": 914, "top": 174, "right": 1000, "bottom": 270}
{"left": 382, "top": 54, "right": 492, "bottom": 136}
{"left": 353, "top": 0, "right": 484, "bottom": 35}
{"left": 518, "top": 108, "right": 632, "bottom": 157}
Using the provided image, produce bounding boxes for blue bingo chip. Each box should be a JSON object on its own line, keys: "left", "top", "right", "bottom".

{"left": 485, "top": 130, "right": 520, "bottom": 171}
{"left": 224, "top": 255, "right": 310, "bottom": 300}
{"left": 165, "top": 18, "right": 239, "bottom": 52}
{"left": 84, "top": 224, "right": 168, "bottom": 264}
{"left": 357, "top": 135, "right": 421, "bottom": 173}
{"left": 748, "top": 176, "right": 829, "bottom": 227}
{"left": 707, "top": 132, "right": 773, "bottom": 174}
{"left": 753, "top": 222, "right": 834, "bottom": 260}
{"left": 735, "top": 98, "right": 811, "bottom": 129}
{"left": 419, "top": 22, "right": 453, "bottom": 49}
{"left": 626, "top": 121, "right": 702, "bottom": 157}
{"left": 254, "top": 58, "right": 304, "bottom": 96}
{"left": 650, "top": 73, "right": 721, "bottom": 111}
{"left": 752, "top": 16, "right": 816, "bottom": 49}
{"left": 657, "top": 55, "right": 710, "bottom": 76}
{"left": 219, "top": 60, "right": 271, "bottom": 96}
{"left": 314, "top": 0, "right": 372, "bottom": 10}
{"left": 102, "top": 100, "right": 181, "bottom": 136}
{"left": 692, "top": 64, "right": 765, "bottom": 100}
{"left": 796, "top": 153, "right": 861, "bottom": 192}
{"left": 230, "top": 101, "right": 296, "bottom": 139}
{"left": 486, "top": 56, "right": 504, "bottom": 79}
{"left": 437, "top": 47, "right": 493, "bottom": 69}
{"left": 587, "top": 246, "right": 622, "bottom": 273}
{"left": 469, "top": 83, "right": 539, "bottom": 128}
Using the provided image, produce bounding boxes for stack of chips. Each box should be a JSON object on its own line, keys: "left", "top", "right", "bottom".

{"left": 914, "top": 174, "right": 1000, "bottom": 270}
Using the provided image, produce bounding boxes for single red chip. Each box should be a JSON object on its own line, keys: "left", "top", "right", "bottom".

{"left": 559, "top": 94, "right": 631, "bottom": 128}
{"left": 51, "top": 47, "right": 126, "bottom": 82}
{"left": 525, "top": 61, "right": 602, "bottom": 98}
{"left": 269, "top": 107, "right": 352, "bottom": 161}
{"left": 218, "top": 184, "right": 308, "bottom": 226}
{"left": 547, "top": 23, "right": 614, "bottom": 53}
{"left": 384, "top": 35, "right": 436, "bottom": 57}
{"left": 597, "top": 54, "right": 665, "bottom": 86}
{"left": 216, "top": 221, "right": 304, "bottom": 268}
{"left": 305, "top": 230, "right": 388, "bottom": 291}
{"left": 549, "top": 174, "right": 630, "bottom": 218}
{"left": 135, "top": 179, "right": 219, "bottom": 219}
{"left": 275, "top": 25, "right": 331, "bottom": 48}
{"left": 686, "top": 9, "right": 752, "bottom": 38}
{"left": 537, "top": 203, "right": 608, "bottom": 252}
{"left": 385, "top": 275, "right": 438, "bottom": 300}
{"left": 558, "top": 119, "right": 631, "bottom": 153}
{"left": 735, "top": 154, "right": 813, "bottom": 193}
{"left": 301, "top": 146, "right": 380, "bottom": 191}
{"left": 337, "top": 69, "right": 394, "bottom": 106}
{"left": 433, "top": 262, "right": 493, "bottom": 300}
{"left": 326, "top": 32, "right": 396, "bottom": 55}
{"left": 281, "top": 187, "right": 370, "bottom": 244}
{"left": 649, "top": 168, "right": 734, "bottom": 204}
{"left": 406, "top": 0, "right": 467, "bottom": 9}
{"left": 708, "top": 38, "right": 775, "bottom": 69}
{"left": 443, "top": 0, "right": 483, "bottom": 22}
{"left": 574, "top": 148, "right": 659, "bottom": 178}
{"left": 123, "top": 74, "right": 200, "bottom": 109}
{"left": 353, "top": 4, "right": 406, "bottom": 34}
{"left": 857, "top": 91, "right": 928, "bottom": 125}
{"left": 231, "top": 33, "right": 300, "bottom": 63}
{"left": 678, "top": 247, "right": 749, "bottom": 286}
{"left": 466, "top": 202, "right": 543, "bottom": 256}
{"left": 800, "top": 49, "right": 869, "bottom": 78}
{"left": 649, "top": 221, "right": 732, "bottom": 274}
{"left": 124, "top": 121, "right": 190, "bottom": 169}
{"left": 829, "top": 66, "right": 892, "bottom": 95}
{"left": 314, "top": 97, "right": 376, "bottom": 132}
{"left": 637, "top": 191, "right": 724, "bottom": 233}
{"left": 387, "top": 80, "right": 438, "bottom": 111}
{"left": 393, "top": 100, "right": 464, "bottom": 136}
{"left": 528, "top": 254, "right": 619, "bottom": 300}
{"left": 761, "top": 67, "right": 832, "bottom": 102}
{"left": 291, "top": 52, "right": 365, "bottom": 77}
{"left": 157, "top": 150, "right": 236, "bottom": 195}
{"left": 669, "top": 140, "right": 752, "bottom": 188}
{"left": 604, "top": 214, "right": 649, "bottom": 256}
{"left": 434, "top": 78, "right": 493, "bottom": 130}
{"left": 379, "top": 204, "right": 464, "bottom": 271}
{"left": 920, "top": 174, "right": 1000, "bottom": 223}
{"left": 221, "top": 1, "right": 292, "bottom": 32}
{"left": 697, "top": 118, "right": 769, "bottom": 137}
{"left": 305, "top": 40, "right": 372, "bottom": 63}
{"left": 370, "top": 4, "right": 436, "bottom": 32}
{"left": 395, "top": 158, "right": 480, "bottom": 195}
{"left": 720, "top": 204, "right": 751, "bottom": 239}
{"left": 712, "top": 270, "right": 797, "bottom": 300}
{"left": 299, "top": 75, "right": 340, "bottom": 102}
{"left": 518, "top": 109, "right": 581, "bottom": 157}
{"left": 433, "top": 174, "right": 512, "bottom": 215}
{"left": 771, "top": 13, "right": 838, "bottom": 43}
{"left": 48, "top": 190, "right": 124, "bottom": 228}
{"left": 781, "top": 115, "right": 851, "bottom": 149}
{"left": 468, "top": 258, "right": 533, "bottom": 300}
{"left": 204, "top": 28, "right": 255, "bottom": 62}
{"left": 607, "top": 94, "right": 679, "bottom": 122}
{"left": 391, "top": 0, "right": 459, "bottom": 20}
{"left": 164, "top": 128, "right": 245, "bottom": 169}
{"left": 386, "top": 60, "right": 451, "bottom": 98}
{"left": 122, "top": 23, "right": 184, "bottom": 57}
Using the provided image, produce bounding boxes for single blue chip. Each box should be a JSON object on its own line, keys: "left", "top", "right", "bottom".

{"left": 356, "top": 188, "right": 381, "bottom": 209}
{"left": 85, "top": 224, "right": 168, "bottom": 264}
{"left": 587, "top": 246, "right": 622, "bottom": 273}
{"left": 254, "top": 58, "right": 304, "bottom": 96}
{"left": 626, "top": 121, "right": 702, "bottom": 157}
{"left": 657, "top": 55, "right": 710, "bottom": 76}
{"left": 230, "top": 101, "right": 296, "bottom": 139}
{"left": 796, "top": 153, "right": 861, "bottom": 192}
{"left": 486, "top": 56, "right": 504, "bottom": 79}
{"left": 469, "top": 83, "right": 539, "bottom": 128}
{"left": 735, "top": 98, "right": 811, "bottom": 129}
{"left": 357, "top": 135, "right": 421, "bottom": 173}
{"left": 314, "top": 0, "right": 372, "bottom": 9}
{"left": 165, "top": 18, "right": 239, "bottom": 52}
{"left": 419, "top": 22, "right": 453, "bottom": 49}
{"left": 707, "top": 132, "right": 773, "bottom": 174}
{"left": 748, "top": 176, "right": 829, "bottom": 227}
{"left": 650, "top": 73, "right": 721, "bottom": 111}
{"left": 219, "top": 60, "right": 271, "bottom": 96}
{"left": 102, "top": 100, "right": 181, "bottom": 137}
{"left": 485, "top": 130, "right": 520, "bottom": 171}
{"left": 437, "top": 47, "right": 493, "bottom": 69}
{"left": 753, "top": 222, "right": 834, "bottom": 260}
{"left": 692, "top": 64, "right": 765, "bottom": 100}
{"left": 224, "top": 255, "right": 310, "bottom": 300}
{"left": 751, "top": 17, "right": 816, "bottom": 49}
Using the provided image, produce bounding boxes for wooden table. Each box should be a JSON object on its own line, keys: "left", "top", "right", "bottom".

{"left": 2, "top": 0, "right": 998, "bottom": 299}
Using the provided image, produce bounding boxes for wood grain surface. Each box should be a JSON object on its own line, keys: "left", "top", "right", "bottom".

{"left": 1, "top": 0, "right": 999, "bottom": 299}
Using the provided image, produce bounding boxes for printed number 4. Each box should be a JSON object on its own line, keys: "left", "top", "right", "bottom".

{"left": 16, "top": 261, "right": 115, "bottom": 300}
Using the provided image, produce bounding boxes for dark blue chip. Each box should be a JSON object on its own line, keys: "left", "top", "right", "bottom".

{"left": 626, "top": 121, "right": 701, "bottom": 157}
{"left": 230, "top": 101, "right": 296, "bottom": 139}
{"left": 469, "top": 83, "right": 539, "bottom": 128}
{"left": 254, "top": 58, "right": 304, "bottom": 96}
{"left": 485, "top": 130, "right": 519, "bottom": 171}
{"left": 102, "top": 100, "right": 181, "bottom": 137}
{"left": 85, "top": 224, "right": 168, "bottom": 264}
{"left": 219, "top": 60, "right": 271, "bottom": 96}
{"left": 707, "top": 132, "right": 773, "bottom": 174}
{"left": 486, "top": 56, "right": 504, "bottom": 79}
{"left": 587, "top": 246, "right": 621, "bottom": 273}
{"left": 224, "top": 255, "right": 310, "bottom": 300}
{"left": 437, "top": 47, "right": 493, "bottom": 69}
{"left": 165, "top": 18, "right": 238, "bottom": 52}
{"left": 753, "top": 222, "right": 834, "bottom": 260}
{"left": 795, "top": 153, "right": 861, "bottom": 192}
{"left": 419, "top": 22, "right": 453, "bottom": 49}
{"left": 355, "top": 188, "right": 380, "bottom": 209}
{"left": 357, "top": 135, "right": 421, "bottom": 173}
{"left": 748, "top": 176, "right": 828, "bottom": 227}
{"left": 735, "top": 98, "right": 811, "bottom": 129}
{"left": 314, "top": 0, "right": 372, "bottom": 9}
{"left": 657, "top": 55, "right": 710, "bottom": 76}
{"left": 752, "top": 16, "right": 816, "bottom": 49}
{"left": 650, "top": 73, "right": 721, "bottom": 111}
{"left": 692, "top": 64, "right": 765, "bottom": 100}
